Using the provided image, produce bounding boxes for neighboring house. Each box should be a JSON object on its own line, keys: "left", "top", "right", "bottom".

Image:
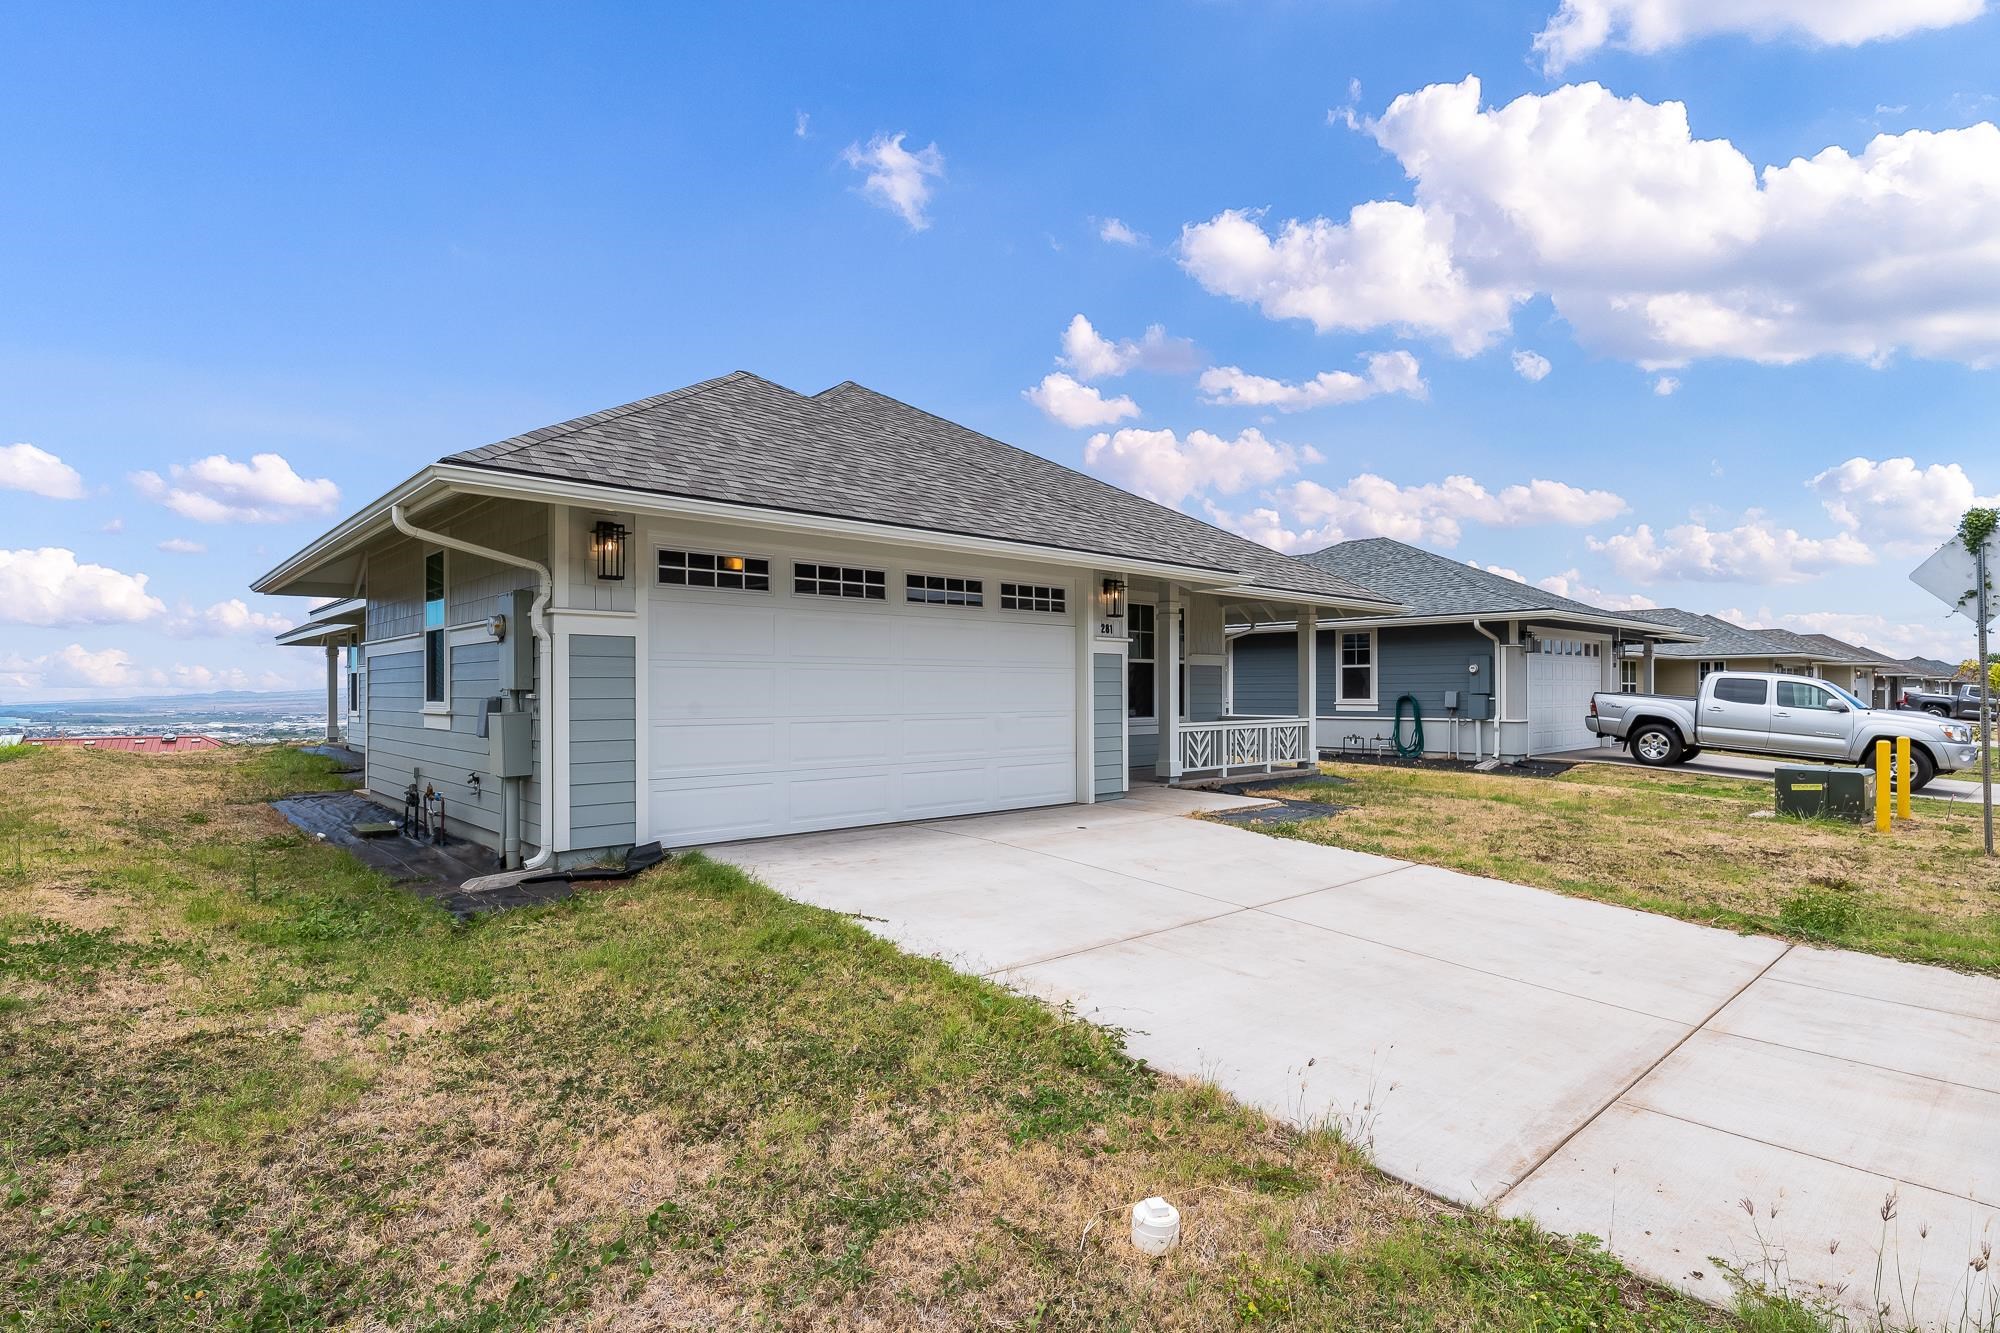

{"left": 1228, "top": 539, "right": 1693, "bottom": 761}
{"left": 257, "top": 372, "right": 1398, "bottom": 863}
{"left": 1752, "top": 630, "right": 1882, "bottom": 700}
{"left": 1618, "top": 609, "right": 1828, "bottom": 696}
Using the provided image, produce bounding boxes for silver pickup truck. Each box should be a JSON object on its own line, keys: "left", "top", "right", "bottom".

{"left": 1589, "top": 670, "right": 1979, "bottom": 789}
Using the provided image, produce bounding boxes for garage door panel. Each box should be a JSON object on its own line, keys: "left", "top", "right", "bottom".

{"left": 785, "top": 610, "right": 889, "bottom": 659}
{"left": 901, "top": 714, "right": 995, "bottom": 759}
{"left": 995, "top": 757, "right": 1079, "bottom": 800}
{"left": 787, "top": 662, "right": 903, "bottom": 716}
{"left": 654, "top": 663, "right": 778, "bottom": 718}
{"left": 653, "top": 775, "right": 782, "bottom": 844}
{"left": 787, "top": 771, "right": 896, "bottom": 824}
{"left": 658, "top": 601, "right": 779, "bottom": 658}
{"left": 893, "top": 764, "right": 999, "bottom": 816}
{"left": 651, "top": 720, "right": 777, "bottom": 774}
{"left": 789, "top": 718, "right": 898, "bottom": 765}
{"left": 991, "top": 711, "right": 1074, "bottom": 754}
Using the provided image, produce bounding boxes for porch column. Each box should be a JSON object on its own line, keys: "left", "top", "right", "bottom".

{"left": 1296, "top": 605, "right": 1318, "bottom": 754}
{"left": 1643, "top": 639, "right": 1656, "bottom": 692}
{"left": 1155, "top": 588, "right": 1182, "bottom": 779}
{"left": 324, "top": 644, "right": 341, "bottom": 743}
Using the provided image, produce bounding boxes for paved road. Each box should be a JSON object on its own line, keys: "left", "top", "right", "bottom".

{"left": 1545, "top": 744, "right": 1990, "bottom": 803}
{"left": 709, "top": 787, "right": 1999, "bottom": 1326}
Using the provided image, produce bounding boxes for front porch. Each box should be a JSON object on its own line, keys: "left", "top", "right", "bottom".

{"left": 1111, "top": 583, "right": 1321, "bottom": 787}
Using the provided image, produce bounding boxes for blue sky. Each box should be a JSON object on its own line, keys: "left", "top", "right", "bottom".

{"left": 3, "top": 0, "right": 1998, "bottom": 698}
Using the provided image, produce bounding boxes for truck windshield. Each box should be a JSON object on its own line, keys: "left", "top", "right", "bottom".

{"left": 1823, "top": 682, "right": 1869, "bottom": 710}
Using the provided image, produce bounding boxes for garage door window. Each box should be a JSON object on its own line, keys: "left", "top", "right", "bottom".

{"left": 905, "top": 573, "right": 984, "bottom": 606}
{"left": 795, "top": 563, "right": 886, "bottom": 600}
{"left": 999, "top": 583, "right": 1066, "bottom": 613}
{"left": 657, "top": 550, "right": 770, "bottom": 591}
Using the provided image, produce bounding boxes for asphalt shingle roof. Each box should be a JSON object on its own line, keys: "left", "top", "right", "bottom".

{"left": 444, "top": 372, "right": 1395, "bottom": 607}
{"left": 1300, "top": 538, "right": 1661, "bottom": 625}
{"left": 1620, "top": 608, "right": 1798, "bottom": 659}
{"left": 1749, "top": 627, "right": 1875, "bottom": 663}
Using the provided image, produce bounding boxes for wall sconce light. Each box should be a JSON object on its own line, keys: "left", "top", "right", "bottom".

{"left": 1100, "top": 577, "right": 1128, "bottom": 619}
{"left": 591, "top": 521, "right": 628, "bottom": 581}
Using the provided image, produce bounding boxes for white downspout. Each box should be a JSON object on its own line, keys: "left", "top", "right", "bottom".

{"left": 391, "top": 502, "right": 558, "bottom": 870}
{"left": 1472, "top": 618, "right": 1502, "bottom": 760}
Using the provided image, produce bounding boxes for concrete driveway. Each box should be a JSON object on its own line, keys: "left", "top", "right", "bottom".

{"left": 1546, "top": 744, "right": 1988, "bottom": 803}
{"left": 706, "top": 788, "right": 2000, "bottom": 1323}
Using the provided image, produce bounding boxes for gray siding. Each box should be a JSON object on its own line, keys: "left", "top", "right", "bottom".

{"left": 1187, "top": 663, "right": 1225, "bottom": 722}
{"left": 1233, "top": 624, "right": 1496, "bottom": 719}
{"left": 1129, "top": 730, "right": 1157, "bottom": 769}
{"left": 570, "top": 634, "right": 637, "bottom": 848}
{"left": 1091, "top": 652, "right": 1126, "bottom": 800}
{"left": 365, "top": 642, "right": 543, "bottom": 855}
{"left": 367, "top": 495, "right": 549, "bottom": 642}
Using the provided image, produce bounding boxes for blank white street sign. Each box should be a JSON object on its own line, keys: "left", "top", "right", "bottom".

{"left": 1909, "top": 537, "right": 1995, "bottom": 626}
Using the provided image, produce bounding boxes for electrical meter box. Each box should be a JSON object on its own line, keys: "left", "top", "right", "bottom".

{"left": 497, "top": 588, "right": 536, "bottom": 693}
{"left": 489, "top": 710, "right": 534, "bottom": 778}
{"left": 1774, "top": 766, "right": 1871, "bottom": 822}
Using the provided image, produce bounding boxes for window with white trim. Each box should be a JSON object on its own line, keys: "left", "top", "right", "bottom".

{"left": 999, "top": 582, "right": 1065, "bottom": 613}
{"left": 905, "top": 573, "right": 983, "bottom": 606}
{"left": 1337, "top": 630, "right": 1376, "bottom": 707}
{"left": 1697, "top": 659, "right": 1727, "bottom": 680}
{"left": 1128, "top": 604, "right": 1155, "bottom": 719}
{"left": 1619, "top": 659, "right": 1639, "bottom": 692}
{"left": 657, "top": 549, "right": 769, "bottom": 591}
{"left": 423, "top": 551, "right": 447, "bottom": 706}
{"left": 794, "top": 563, "right": 886, "bottom": 599}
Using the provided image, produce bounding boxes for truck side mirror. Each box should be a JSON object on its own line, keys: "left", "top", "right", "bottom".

{"left": 1828, "top": 701, "right": 1849, "bottom": 712}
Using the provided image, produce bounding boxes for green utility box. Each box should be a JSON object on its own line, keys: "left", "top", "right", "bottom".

{"left": 1774, "top": 765, "right": 1873, "bottom": 822}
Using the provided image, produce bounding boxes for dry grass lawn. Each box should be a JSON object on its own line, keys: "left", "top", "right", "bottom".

{"left": 0, "top": 744, "right": 1833, "bottom": 1330}
{"left": 1258, "top": 761, "right": 2000, "bottom": 974}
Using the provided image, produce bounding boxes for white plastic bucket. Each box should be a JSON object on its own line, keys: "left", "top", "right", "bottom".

{"left": 1130, "top": 1196, "right": 1180, "bottom": 1255}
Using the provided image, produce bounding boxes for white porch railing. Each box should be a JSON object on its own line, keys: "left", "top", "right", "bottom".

{"left": 1175, "top": 715, "right": 1313, "bottom": 775}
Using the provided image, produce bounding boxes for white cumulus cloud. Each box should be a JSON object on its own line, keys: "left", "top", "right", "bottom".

{"left": 1190, "top": 76, "right": 2000, "bottom": 370}
{"left": 1057, "top": 315, "right": 1201, "bottom": 380}
{"left": 1533, "top": 0, "right": 1986, "bottom": 74}
{"left": 0, "top": 443, "right": 86, "bottom": 499}
{"left": 130, "top": 452, "right": 339, "bottom": 524}
{"left": 1023, "top": 373, "right": 1141, "bottom": 428}
{"left": 1274, "top": 473, "right": 1630, "bottom": 549}
{"left": 1588, "top": 518, "right": 1874, "bottom": 583}
{"left": 1199, "top": 351, "right": 1428, "bottom": 411}
{"left": 157, "top": 537, "right": 206, "bottom": 554}
{"left": 0, "top": 548, "right": 166, "bottom": 626}
{"left": 1511, "top": 349, "right": 1553, "bottom": 381}
{"left": 1536, "top": 568, "right": 1659, "bottom": 610}
{"left": 1726, "top": 607, "right": 1974, "bottom": 664}
{"left": 0, "top": 643, "right": 300, "bottom": 696}
{"left": 842, "top": 132, "right": 945, "bottom": 231}
{"left": 1099, "top": 217, "right": 1143, "bottom": 246}
{"left": 1808, "top": 456, "right": 1999, "bottom": 551}
{"left": 1652, "top": 375, "right": 1681, "bottom": 395}
{"left": 1084, "top": 427, "right": 1319, "bottom": 507}
{"left": 165, "top": 597, "right": 295, "bottom": 638}
{"left": 1179, "top": 203, "right": 1523, "bottom": 355}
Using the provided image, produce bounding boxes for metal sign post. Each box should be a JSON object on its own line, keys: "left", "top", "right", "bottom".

{"left": 1979, "top": 543, "right": 1994, "bottom": 857}
{"left": 1910, "top": 517, "right": 1997, "bottom": 857}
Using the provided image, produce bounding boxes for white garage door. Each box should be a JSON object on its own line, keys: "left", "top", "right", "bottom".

{"left": 1528, "top": 636, "right": 1608, "bottom": 754}
{"left": 648, "top": 575, "right": 1078, "bottom": 844}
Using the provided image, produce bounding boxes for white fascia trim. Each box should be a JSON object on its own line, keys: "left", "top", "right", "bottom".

{"left": 253, "top": 469, "right": 446, "bottom": 594}
{"left": 1228, "top": 611, "right": 1701, "bottom": 641}
{"left": 1205, "top": 583, "right": 1402, "bottom": 615}
{"left": 437, "top": 466, "right": 1250, "bottom": 591}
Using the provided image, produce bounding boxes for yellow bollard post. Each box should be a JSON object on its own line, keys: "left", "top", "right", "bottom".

{"left": 1896, "top": 737, "right": 1912, "bottom": 821}
{"left": 1875, "top": 739, "right": 1892, "bottom": 832}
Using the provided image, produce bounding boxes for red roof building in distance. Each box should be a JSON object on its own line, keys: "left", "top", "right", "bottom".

{"left": 26, "top": 734, "right": 226, "bottom": 754}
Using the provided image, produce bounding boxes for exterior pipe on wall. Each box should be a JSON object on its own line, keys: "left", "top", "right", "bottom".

{"left": 1471, "top": 617, "right": 1502, "bottom": 761}
{"left": 390, "top": 501, "right": 557, "bottom": 871}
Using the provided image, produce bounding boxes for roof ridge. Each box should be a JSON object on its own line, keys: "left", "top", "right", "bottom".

{"left": 452, "top": 371, "right": 770, "bottom": 465}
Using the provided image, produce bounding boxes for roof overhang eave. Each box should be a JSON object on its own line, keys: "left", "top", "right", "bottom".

{"left": 255, "top": 462, "right": 1336, "bottom": 601}
{"left": 1230, "top": 609, "right": 1700, "bottom": 640}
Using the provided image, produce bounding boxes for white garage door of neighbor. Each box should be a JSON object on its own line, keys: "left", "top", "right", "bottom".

{"left": 648, "top": 590, "right": 1078, "bottom": 844}
{"left": 1528, "top": 637, "right": 1608, "bottom": 754}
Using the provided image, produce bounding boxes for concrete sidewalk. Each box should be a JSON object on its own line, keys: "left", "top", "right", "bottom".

{"left": 1546, "top": 744, "right": 1989, "bottom": 803}
{"left": 707, "top": 788, "right": 2000, "bottom": 1325}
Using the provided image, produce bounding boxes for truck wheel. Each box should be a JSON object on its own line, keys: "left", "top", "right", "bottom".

{"left": 1631, "top": 724, "right": 1684, "bottom": 767}
{"left": 1682, "top": 745, "right": 1703, "bottom": 759}
{"left": 1907, "top": 748, "right": 1937, "bottom": 792}
{"left": 1923, "top": 704, "right": 1949, "bottom": 717}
